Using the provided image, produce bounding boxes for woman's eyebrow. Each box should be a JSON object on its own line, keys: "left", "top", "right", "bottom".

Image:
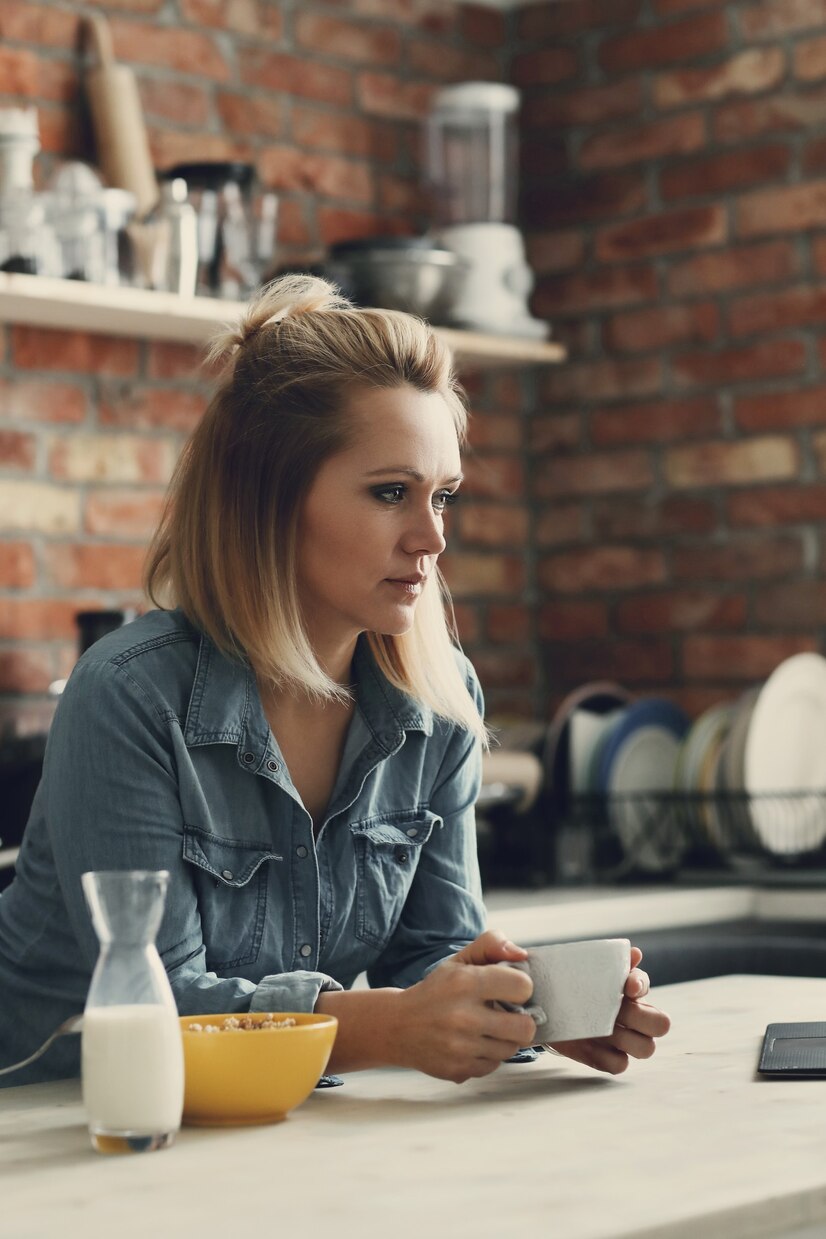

{"left": 363, "top": 467, "right": 463, "bottom": 484}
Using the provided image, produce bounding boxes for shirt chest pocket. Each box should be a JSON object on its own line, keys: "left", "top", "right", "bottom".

{"left": 183, "top": 828, "right": 283, "bottom": 971}
{"left": 349, "top": 810, "right": 439, "bottom": 951}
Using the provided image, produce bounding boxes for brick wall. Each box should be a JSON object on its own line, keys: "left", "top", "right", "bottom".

{"left": 0, "top": 0, "right": 552, "bottom": 736}
{"left": 519, "top": 0, "right": 826, "bottom": 718}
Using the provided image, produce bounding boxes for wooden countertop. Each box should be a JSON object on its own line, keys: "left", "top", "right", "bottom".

{"left": 5, "top": 974, "right": 826, "bottom": 1239}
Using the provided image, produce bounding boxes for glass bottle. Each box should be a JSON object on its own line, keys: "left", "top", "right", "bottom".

{"left": 81, "top": 870, "right": 184, "bottom": 1154}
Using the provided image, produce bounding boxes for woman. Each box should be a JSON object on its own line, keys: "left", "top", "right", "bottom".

{"left": 0, "top": 275, "right": 669, "bottom": 1085}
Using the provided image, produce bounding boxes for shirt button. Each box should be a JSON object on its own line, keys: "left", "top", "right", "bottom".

{"left": 296, "top": 845, "right": 308, "bottom": 858}
{"left": 299, "top": 944, "right": 312, "bottom": 958}
{"left": 221, "top": 869, "right": 234, "bottom": 880}
{"left": 266, "top": 759, "right": 278, "bottom": 772}
{"left": 242, "top": 752, "right": 255, "bottom": 765}
{"left": 406, "top": 828, "right": 418, "bottom": 838}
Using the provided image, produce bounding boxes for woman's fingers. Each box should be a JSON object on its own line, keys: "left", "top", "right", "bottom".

{"left": 624, "top": 966, "right": 650, "bottom": 999}
{"left": 617, "top": 997, "right": 671, "bottom": 1038}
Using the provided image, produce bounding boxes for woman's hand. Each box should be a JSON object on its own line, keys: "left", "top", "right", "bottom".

{"left": 393, "top": 930, "right": 537, "bottom": 1084}
{"left": 546, "top": 947, "right": 671, "bottom": 1075}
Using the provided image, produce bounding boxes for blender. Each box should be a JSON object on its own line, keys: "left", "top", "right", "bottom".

{"left": 425, "top": 82, "right": 548, "bottom": 340}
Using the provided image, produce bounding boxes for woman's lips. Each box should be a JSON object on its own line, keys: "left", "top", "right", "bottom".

{"left": 385, "top": 575, "right": 426, "bottom": 594}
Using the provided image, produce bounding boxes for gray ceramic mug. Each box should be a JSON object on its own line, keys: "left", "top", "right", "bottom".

{"left": 500, "top": 938, "right": 631, "bottom": 1042}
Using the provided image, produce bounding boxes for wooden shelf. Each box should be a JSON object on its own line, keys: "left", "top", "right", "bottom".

{"left": 0, "top": 272, "right": 566, "bottom": 370}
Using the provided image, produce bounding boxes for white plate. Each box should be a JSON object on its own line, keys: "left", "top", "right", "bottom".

{"left": 744, "top": 653, "right": 826, "bottom": 854}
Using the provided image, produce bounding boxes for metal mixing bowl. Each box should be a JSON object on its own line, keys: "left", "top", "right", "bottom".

{"left": 324, "top": 247, "right": 468, "bottom": 322}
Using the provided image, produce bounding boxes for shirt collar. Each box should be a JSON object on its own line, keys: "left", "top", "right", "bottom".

{"left": 183, "top": 630, "right": 434, "bottom": 760}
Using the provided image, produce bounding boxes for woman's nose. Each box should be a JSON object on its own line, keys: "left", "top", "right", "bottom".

{"left": 403, "top": 506, "right": 446, "bottom": 556}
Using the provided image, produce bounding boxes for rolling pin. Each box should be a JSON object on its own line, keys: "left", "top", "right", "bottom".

{"left": 82, "top": 14, "right": 158, "bottom": 219}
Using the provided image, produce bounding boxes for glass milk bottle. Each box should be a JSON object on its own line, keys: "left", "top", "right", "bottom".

{"left": 81, "top": 870, "right": 184, "bottom": 1154}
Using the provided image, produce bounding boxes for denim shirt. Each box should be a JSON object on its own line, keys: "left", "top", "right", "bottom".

{"left": 0, "top": 609, "right": 485, "bottom": 1084}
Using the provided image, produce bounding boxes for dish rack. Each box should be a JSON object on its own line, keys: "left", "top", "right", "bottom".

{"left": 552, "top": 790, "right": 826, "bottom": 885}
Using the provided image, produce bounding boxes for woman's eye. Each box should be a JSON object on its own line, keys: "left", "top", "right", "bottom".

{"left": 372, "top": 485, "right": 405, "bottom": 504}
{"left": 432, "top": 490, "right": 459, "bottom": 513}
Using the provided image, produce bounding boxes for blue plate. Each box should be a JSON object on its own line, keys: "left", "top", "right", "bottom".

{"left": 597, "top": 698, "right": 691, "bottom": 796}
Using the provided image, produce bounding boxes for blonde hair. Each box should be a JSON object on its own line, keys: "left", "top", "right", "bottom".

{"left": 144, "top": 274, "right": 486, "bottom": 743}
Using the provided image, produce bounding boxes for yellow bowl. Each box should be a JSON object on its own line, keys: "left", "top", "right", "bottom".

{"left": 179, "top": 1011, "right": 338, "bottom": 1126}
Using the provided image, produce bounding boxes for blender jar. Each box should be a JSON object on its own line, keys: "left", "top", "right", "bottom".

{"left": 425, "top": 81, "right": 519, "bottom": 228}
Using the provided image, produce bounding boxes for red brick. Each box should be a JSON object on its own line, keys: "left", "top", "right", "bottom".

{"left": 0, "top": 542, "right": 35, "bottom": 589}
{"left": 377, "top": 173, "right": 427, "bottom": 216}
{"left": 542, "top": 638, "right": 674, "bottom": 688}
{"left": 684, "top": 635, "right": 816, "bottom": 680}
{"left": 534, "top": 504, "right": 586, "bottom": 548}
{"left": 241, "top": 50, "right": 353, "bottom": 105}
{"left": 530, "top": 413, "right": 581, "bottom": 456}
{"left": 535, "top": 450, "right": 653, "bottom": 501}
{"left": 317, "top": 208, "right": 407, "bottom": 246}
{"left": 111, "top": 19, "right": 230, "bottom": 79}
{"left": 808, "top": 430, "right": 826, "bottom": 475}
{"left": 667, "top": 241, "right": 797, "bottom": 297}
{"left": 801, "top": 134, "right": 826, "bottom": 175}
{"left": 735, "top": 386, "right": 826, "bottom": 431}
{"left": 461, "top": 455, "right": 525, "bottom": 501}
{"left": 672, "top": 340, "right": 806, "bottom": 389}
{"left": 715, "top": 87, "right": 826, "bottom": 143}
{"left": 216, "top": 92, "right": 283, "bottom": 140}
{"left": 660, "top": 144, "right": 790, "bottom": 201}
{"left": 0, "top": 648, "right": 55, "bottom": 694}
{"left": 44, "top": 544, "right": 146, "bottom": 591}
{"left": 451, "top": 602, "right": 480, "bottom": 644}
{"left": 523, "top": 79, "right": 642, "bottom": 130}
{"left": 0, "top": 431, "right": 35, "bottom": 470}
{"left": 34, "top": 107, "right": 76, "bottom": 157}
{"left": 0, "top": 46, "right": 40, "bottom": 95}
{"left": 616, "top": 590, "right": 746, "bottom": 634}
{"left": 592, "top": 494, "right": 718, "bottom": 540}
{"left": 526, "top": 230, "right": 587, "bottom": 276}
{"left": 457, "top": 504, "right": 529, "bottom": 548}
{"left": 673, "top": 537, "right": 803, "bottom": 581}
{"left": 0, "top": 599, "right": 80, "bottom": 641}
{"left": 408, "top": 37, "right": 499, "bottom": 82}
{"left": 538, "top": 599, "right": 608, "bottom": 641}
{"left": 665, "top": 437, "right": 798, "bottom": 488}
{"left": 730, "top": 286, "right": 826, "bottom": 337}
{"left": 469, "top": 651, "right": 536, "bottom": 690}
{"left": 152, "top": 131, "right": 249, "bottom": 173}
{"left": 460, "top": 5, "right": 506, "bottom": 47}
{"left": 486, "top": 605, "right": 531, "bottom": 644}
{"left": 357, "top": 72, "right": 433, "bottom": 120}
{"left": 98, "top": 386, "right": 206, "bottom": 434}
{"left": 728, "top": 484, "right": 826, "bottom": 527}
{"left": 795, "top": 34, "right": 826, "bottom": 81}
{"left": 741, "top": 0, "right": 826, "bottom": 39}
{"left": 518, "top": 0, "right": 641, "bottom": 39}
{"left": 11, "top": 328, "right": 139, "bottom": 377}
{"left": 292, "top": 107, "right": 397, "bottom": 162}
{"left": 139, "top": 78, "right": 210, "bottom": 128}
{"left": 754, "top": 580, "right": 826, "bottom": 628}
{"left": 512, "top": 46, "right": 579, "bottom": 89}
{"left": 295, "top": 13, "right": 401, "bottom": 64}
{"left": 543, "top": 356, "right": 663, "bottom": 406}
{"left": 0, "top": 2, "right": 84, "bottom": 44}
{"left": 84, "top": 490, "right": 167, "bottom": 539}
{"left": 598, "top": 11, "right": 727, "bottom": 73}
{"left": 146, "top": 343, "right": 205, "bottom": 382}
{"left": 539, "top": 546, "right": 666, "bottom": 593}
{"left": 275, "top": 199, "right": 312, "bottom": 248}
{"left": 655, "top": 47, "right": 784, "bottom": 109}
{"left": 604, "top": 302, "right": 719, "bottom": 353}
{"left": 533, "top": 265, "right": 658, "bottom": 319}
{"left": 257, "top": 147, "right": 373, "bottom": 203}
{"left": 467, "top": 413, "right": 522, "bottom": 454}
{"left": 0, "top": 482, "right": 79, "bottom": 535}
{"left": 35, "top": 59, "right": 75, "bottom": 106}
{"left": 596, "top": 205, "right": 727, "bottom": 263}
{"left": 736, "top": 181, "right": 826, "bottom": 238}
{"left": 581, "top": 114, "right": 704, "bottom": 172}
{"left": 180, "top": 0, "right": 263, "bottom": 33}
{"left": 440, "top": 552, "right": 525, "bottom": 598}
{"left": 590, "top": 396, "right": 720, "bottom": 446}
{"left": 523, "top": 172, "right": 646, "bottom": 230}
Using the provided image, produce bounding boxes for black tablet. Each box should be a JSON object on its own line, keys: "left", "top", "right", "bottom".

{"left": 758, "top": 1022, "right": 826, "bottom": 1077}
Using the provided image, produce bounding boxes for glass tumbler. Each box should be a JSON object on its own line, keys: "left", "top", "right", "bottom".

{"left": 81, "top": 870, "right": 184, "bottom": 1154}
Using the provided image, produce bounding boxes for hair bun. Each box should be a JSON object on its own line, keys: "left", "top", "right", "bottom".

{"left": 208, "top": 273, "right": 351, "bottom": 367}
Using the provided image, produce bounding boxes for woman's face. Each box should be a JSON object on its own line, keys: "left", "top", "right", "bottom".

{"left": 295, "top": 384, "right": 462, "bottom": 661}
